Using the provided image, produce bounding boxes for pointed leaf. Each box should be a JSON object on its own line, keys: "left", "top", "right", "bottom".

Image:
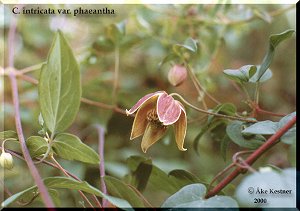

{"left": 104, "top": 176, "right": 144, "bottom": 207}
{"left": 226, "top": 121, "right": 265, "bottom": 149}
{"left": 52, "top": 133, "right": 99, "bottom": 164}
{"left": 162, "top": 184, "right": 238, "bottom": 207}
{"left": 39, "top": 31, "right": 81, "bottom": 135}
{"left": 242, "top": 120, "right": 278, "bottom": 135}
{"left": 0, "top": 130, "right": 18, "bottom": 140}
{"left": 2, "top": 177, "right": 131, "bottom": 208}
{"left": 26, "top": 136, "right": 50, "bottom": 158}
{"left": 256, "top": 29, "right": 294, "bottom": 81}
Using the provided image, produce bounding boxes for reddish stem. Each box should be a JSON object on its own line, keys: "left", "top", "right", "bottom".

{"left": 96, "top": 125, "right": 108, "bottom": 207}
{"left": 7, "top": 12, "right": 54, "bottom": 208}
{"left": 205, "top": 115, "right": 296, "bottom": 198}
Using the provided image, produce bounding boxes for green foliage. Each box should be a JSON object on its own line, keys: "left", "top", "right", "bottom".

{"left": 0, "top": 131, "right": 18, "bottom": 140}
{"left": 257, "top": 29, "right": 295, "bottom": 81}
{"left": 52, "top": 133, "right": 100, "bottom": 164}
{"left": 127, "top": 156, "right": 205, "bottom": 195}
{"left": 104, "top": 176, "right": 145, "bottom": 207}
{"left": 39, "top": 31, "right": 81, "bottom": 135}
{"left": 226, "top": 121, "right": 265, "bottom": 149}
{"left": 242, "top": 112, "right": 296, "bottom": 144}
{"left": 26, "top": 136, "right": 49, "bottom": 158}
{"left": 2, "top": 177, "right": 131, "bottom": 208}
{"left": 162, "top": 184, "right": 238, "bottom": 207}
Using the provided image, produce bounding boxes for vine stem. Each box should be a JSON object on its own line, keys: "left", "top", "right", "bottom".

{"left": 95, "top": 125, "right": 108, "bottom": 207}
{"left": 170, "top": 93, "right": 257, "bottom": 123}
{"left": 50, "top": 156, "right": 96, "bottom": 208}
{"left": 112, "top": 46, "right": 120, "bottom": 104}
{"left": 205, "top": 115, "right": 296, "bottom": 198}
{"left": 184, "top": 63, "right": 221, "bottom": 105}
{"left": 7, "top": 13, "right": 55, "bottom": 208}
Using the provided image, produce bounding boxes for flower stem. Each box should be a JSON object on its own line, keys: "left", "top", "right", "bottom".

{"left": 184, "top": 63, "right": 220, "bottom": 105}
{"left": 95, "top": 125, "right": 108, "bottom": 207}
{"left": 50, "top": 156, "right": 95, "bottom": 208}
{"left": 7, "top": 13, "right": 54, "bottom": 208}
{"left": 170, "top": 93, "right": 257, "bottom": 123}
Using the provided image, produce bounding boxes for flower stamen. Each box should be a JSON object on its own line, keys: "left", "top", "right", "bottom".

{"left": 147, "top": 109, "right": 167, "bottom": 129}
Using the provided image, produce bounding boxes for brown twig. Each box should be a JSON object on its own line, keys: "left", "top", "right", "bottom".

{"left": 205, "top": 115, "right": 296, "bottom": 198}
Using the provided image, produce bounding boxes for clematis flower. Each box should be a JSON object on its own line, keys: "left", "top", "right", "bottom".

{"left": 126, "top": 91, "right": 187, "bottom": 153}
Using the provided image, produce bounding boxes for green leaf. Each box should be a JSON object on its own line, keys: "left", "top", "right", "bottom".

{"left": 223, "top": 65, "right": 257, "bottom": 83}
{"left": 208, "top": 103, "right": 237, "bottom": 123}
{"left": 162, "top": 184, "right": 238, "bottom": 207}
{"left": 242, "top": 120, "right": 278, "bottom": 135}
{"left": 226, "top": 121, "right": 265, "bottom": 149}
{"left": 52, "top": 133, "right": 99, "bottom": 164}
{"left": 249, "top": 67, "right": 273, "bottom": 83}
{"left": 220, "top": 135, "right": 231, "bottom": 161}
{"left": 26, "top": 136, "right": 49, "bottom": 158}
{"left": 235, "top": 168, "right": 296, "bottom": 207}
{"left": 104, "top": 176, "right": 144, "bottom": 207}
{"left": 127, "top": 156, "right": 178, "bottom": 194}
{"left": 106, "top": 20, "right": 126, "bottom": 45}
{"left": 130, "top": 158, "right": 152, "bottom": 192}
{"left": 2, "top": 177, "right": 131, "bottom": 208}
{"left": 158, "top": 53, "right": 179, "bottom": 69}
{"left": 256, "top": 29, "right": 295, "bottom": 81}
{"left": 173, "top": 37, "right": 198, "bottom": 55}
{"left": 279, "top": 112, "right": 296, "bottom": 144}
{"left": 39, "top": 30, "right": 81, "bottom": 135}
{"left": 168, "top": 170, "right": 204, "bottom": 188}
{"left": 193, "top": 120, "right": 225, "bottom": 154}
{"left": 0, "top": 130, "right": 18, "bottom": 140}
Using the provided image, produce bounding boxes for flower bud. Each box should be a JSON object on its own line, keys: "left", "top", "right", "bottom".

{"left": 0, "top": 152, "right": 14, "bottom": 170}
{"left": 168, "top": 65, "right": 187, "bottom": 87}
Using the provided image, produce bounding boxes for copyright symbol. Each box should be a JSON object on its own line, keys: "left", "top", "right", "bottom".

{"left": 248, "top": 187, "right": 254, "bottom": 194}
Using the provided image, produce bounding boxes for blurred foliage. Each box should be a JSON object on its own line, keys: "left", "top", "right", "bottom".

{"left": 1, "top": 4, "right": 296, "bottom": 207}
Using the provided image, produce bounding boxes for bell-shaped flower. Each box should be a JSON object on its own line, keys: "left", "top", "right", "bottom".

{"left": 126, "top": 91, "right": 187, "bottom": 153}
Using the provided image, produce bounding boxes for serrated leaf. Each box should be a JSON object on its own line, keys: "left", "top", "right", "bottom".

{"left": 235, "top": 168, "right": 296, "bottom": 207}
{"left": 2, "top": 177, "right": 131, "bottom": 208}
{"left": 257, "top": 29, "right": 295, "bottom": 81}
{"left": 39, "top": 31, "right": 81, "bottom": 135}
{"left": 226, "top": 121, "right": 265, "bottom": 149}
{"left": 52, "top": 133, "right": 99, "bottom": 164}
{"left": 223, "top": 65, "right": 257, "bottom": 83}
{"left": 104, "top": 176, "right": 144, "bottom": 207}
{"left": 162, "top": 183, "right": 238, "bottom": 208}
{"left": 0, "top": 130, "right": 18, "bottom": 140}
{"left": 26, "top": 136, "right": 49, "bottom": 158}
{"left": 242, "top": 120, "right": 278, "bottom": 135}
